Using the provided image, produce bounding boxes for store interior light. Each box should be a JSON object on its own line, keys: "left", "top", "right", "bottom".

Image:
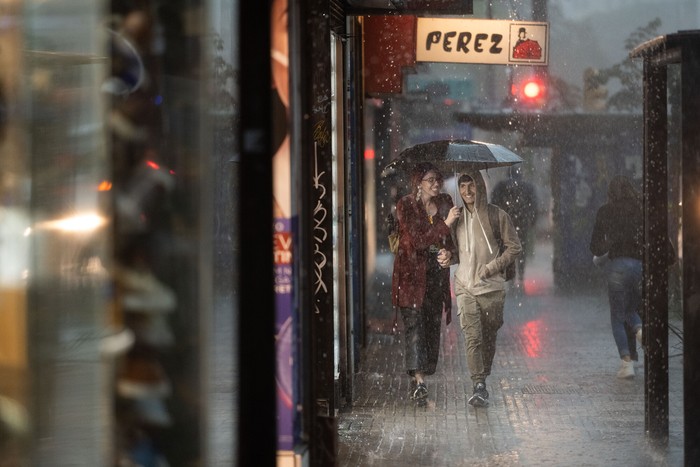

{"left": 37, "top": 213, "right": 107, "bottom": 233}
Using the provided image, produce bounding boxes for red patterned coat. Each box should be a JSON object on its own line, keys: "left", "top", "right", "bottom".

{"left": 391, "top": 193, "right": 454, "bottom": 324}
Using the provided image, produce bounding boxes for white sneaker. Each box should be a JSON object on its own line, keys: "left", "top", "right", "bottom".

{"left": 617, "top": 359, "right": 635, "bottom": 379}
{"left": 636, "top": 328, "right": 643, "bottom": 346}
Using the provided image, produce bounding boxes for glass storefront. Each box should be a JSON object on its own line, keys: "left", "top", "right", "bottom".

{"left": 0, "top": 0, "right": 240, "bottom": 464}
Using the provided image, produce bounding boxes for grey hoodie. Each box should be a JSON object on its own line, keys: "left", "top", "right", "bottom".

{"left": 451, "top": 169, "right": 522, "bottom": 296}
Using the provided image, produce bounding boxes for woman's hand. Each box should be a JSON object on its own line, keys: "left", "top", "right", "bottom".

{"left": 445, "top": 206, "right": 461, "bottom": 227}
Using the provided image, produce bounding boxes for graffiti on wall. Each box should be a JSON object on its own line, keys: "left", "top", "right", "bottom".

{"left": 312, "top": 141, "right": 329, "bottom": 306}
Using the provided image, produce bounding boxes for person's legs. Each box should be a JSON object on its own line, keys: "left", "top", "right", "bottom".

{"left": 422, "top": 304, "right": 442, "bottom": 376}
{"left": 517, "top": 255, "right": 525, "bottom": 283}
{"left": 624, "top": 323, "right": 639, "bottom": 361}
{"left": 625, "top": 258, "right": 643, "bottom": 335}
{"left": 457, "top": 292, "right": 493, "bottom": 407}
{"left": 422, "top": 272, "right": 445, "bottom": 377}
{"left": 400, "top": 306, "right": 422, "bottom": 376}
{"left": 621, "top": 258, "right": 643, "bottom": 364}
{"left": 477, "top": 290, "right": 506, "bottom": 378}
{"left": 457, "top": 292, "right": 485, "bottom": 385}
{"left": 607, "top": 260, "right": 633, "bottom": 360}
{"left": 401, "top": 306, "right": 430, "bottom": 402}
{"left": 607, "top": 258, "right": 642, "bottom": 378}
{"left": 517, "top": 228, "right": 533, "bottom": 283}
{"left": 518, "top": 239, "right": 527, "bottom": 282}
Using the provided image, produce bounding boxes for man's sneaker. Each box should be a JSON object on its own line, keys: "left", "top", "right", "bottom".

{"left": 617, "top": 359, "right": 635, "bottom": 379}
{"left": 412, "top": 382, "right": 428, "bottom": 404}
{"left": 468, "top": 382, "right": 489, "bottom": 407}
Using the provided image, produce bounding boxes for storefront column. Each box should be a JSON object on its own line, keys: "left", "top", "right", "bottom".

{"left": 297, "top": 0, "right": 337, "bottom": 463}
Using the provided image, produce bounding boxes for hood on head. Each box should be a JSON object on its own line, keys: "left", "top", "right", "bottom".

{"left": 457, "top": 169, "right": 488, "bottom": 212}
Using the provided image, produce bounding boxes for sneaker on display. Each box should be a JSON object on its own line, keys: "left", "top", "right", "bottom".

{"left": 118, "top": 267, "right": 177, "bottom": 314}
{"left": 100, "top": 327, "right": 135, "bottom": 357}
{"left": 117, "top": 354, "right": 172, "bottom": 399}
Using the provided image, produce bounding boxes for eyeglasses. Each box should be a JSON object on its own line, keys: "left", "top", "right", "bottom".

{"left": 422, "top": 177, "right": 442, "bottom": 185}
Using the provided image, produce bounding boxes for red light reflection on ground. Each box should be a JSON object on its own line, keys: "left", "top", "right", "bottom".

{"left": 523, "top": 277, "right": 550, "bottom": 296}
{"left": 522, "top": 319, "right": 543, "bottom": 358}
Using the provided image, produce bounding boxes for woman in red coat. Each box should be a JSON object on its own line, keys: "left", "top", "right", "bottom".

{"left": 392, "top": 162, "right": 460, "bottom": 404}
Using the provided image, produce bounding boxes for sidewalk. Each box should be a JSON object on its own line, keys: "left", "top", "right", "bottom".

{"left": 339, "top": 240, "right": 683, "bottom": 466}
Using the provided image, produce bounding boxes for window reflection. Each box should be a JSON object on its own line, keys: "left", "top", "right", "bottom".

{"left": 0, "top": 0, "right": 226, "bottom": 464}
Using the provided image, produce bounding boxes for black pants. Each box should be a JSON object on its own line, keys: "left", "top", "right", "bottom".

{"left": 400, "top": 269, "right": 445, "bottom": 377}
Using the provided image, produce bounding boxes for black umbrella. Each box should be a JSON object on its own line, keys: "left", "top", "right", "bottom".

{"left": 381, "top": 139, "right": 523, "bottom": 178}
{"left": 382, "top": 140, "right": 524, "bottom": 258}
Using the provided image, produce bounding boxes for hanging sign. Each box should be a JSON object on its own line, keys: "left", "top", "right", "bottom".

{"left": 416, "top": 18, "right": 548, "bottom": 65}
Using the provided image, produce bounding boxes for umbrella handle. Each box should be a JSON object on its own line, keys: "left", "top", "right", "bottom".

{"left": 454, "top": 170, "right": 457, "bottom": 202}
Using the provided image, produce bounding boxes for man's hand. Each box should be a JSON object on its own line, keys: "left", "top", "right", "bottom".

{"left": 477, "top": 261, "right": 498, "bottom": 280}
{"left": 437, "top": 248, "right": 452, "bottom": 268}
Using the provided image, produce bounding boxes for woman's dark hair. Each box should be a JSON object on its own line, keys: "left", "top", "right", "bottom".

{"left": 410, "top": 162, "right": 442, "bottom": 190}
{"left": 608, "top": 175, "right": 641, "bottom": 204}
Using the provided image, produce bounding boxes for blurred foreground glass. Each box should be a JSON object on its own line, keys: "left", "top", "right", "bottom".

{"left": 0, "top": 0, "right": 239, "bottom": 465}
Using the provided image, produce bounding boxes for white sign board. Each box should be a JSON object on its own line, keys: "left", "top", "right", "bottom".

{"left": 416, "top": 18, "right": 549, "bottom": 66}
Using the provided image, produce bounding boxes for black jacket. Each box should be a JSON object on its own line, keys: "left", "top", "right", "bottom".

{"left": 589, "top": 201, "right": 643, "bottom": 260}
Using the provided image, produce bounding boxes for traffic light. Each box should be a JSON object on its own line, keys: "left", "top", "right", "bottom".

{"left": 510, "top": 74, "right": 547, "bottom": 109}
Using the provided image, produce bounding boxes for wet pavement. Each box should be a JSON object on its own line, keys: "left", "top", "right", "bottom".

{"left": 338, "top": 240, "right": 683, "bottom": 466}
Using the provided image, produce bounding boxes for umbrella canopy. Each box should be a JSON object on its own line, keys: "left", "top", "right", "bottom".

{"left": 381, "top": 139, "right": 523, "bottom": 178}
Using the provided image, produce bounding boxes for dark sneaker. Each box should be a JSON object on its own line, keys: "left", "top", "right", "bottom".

{"left": 412, "top": 382, "right": 428, "bottom": 404}
{"left": 468, "top": 382, "right": 489, "bottom": 407}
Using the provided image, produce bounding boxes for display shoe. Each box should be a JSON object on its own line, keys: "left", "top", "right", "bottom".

{"left": 117, "top": 354, "right": 172, "bottom": 399}
{"left": 118, "top": 267, "right": 176, "bottom": 314}
{"left": 100, "top": 327, "right": 135, "bottom": 357}
{"left": 617, "top": 359, "right": 635, "bottom": 379}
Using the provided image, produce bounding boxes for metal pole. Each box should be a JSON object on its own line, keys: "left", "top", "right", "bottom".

{"left": 642, "top": 57, "right": 669, "bottom": 443}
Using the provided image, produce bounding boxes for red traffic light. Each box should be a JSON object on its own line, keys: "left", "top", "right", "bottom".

{"left": 523, "top": 80, "right": 543, "bottom": 99}
{"left": 511, "top": 76, "right": 547, "bottom": 107}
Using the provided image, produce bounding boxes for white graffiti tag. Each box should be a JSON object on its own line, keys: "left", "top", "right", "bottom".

{"left": 312, "top": 141, "right": 329, "bottom": 299}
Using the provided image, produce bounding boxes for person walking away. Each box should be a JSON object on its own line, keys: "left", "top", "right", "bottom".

{"left": 589, "top": 175, "right": 644, "bottom": 378}
{"left": 450, "top": 171, "right": 521, "bottom": 407}
{"left": 490, "top": 166, "right": 538, "bottom": 287}
{"left": 391, "top": 163, "right": 460, "bottom": 405}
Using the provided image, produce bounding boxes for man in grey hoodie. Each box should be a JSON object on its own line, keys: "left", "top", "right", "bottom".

{"left": 441, "top": 170, "right": 521, "bottom": 407}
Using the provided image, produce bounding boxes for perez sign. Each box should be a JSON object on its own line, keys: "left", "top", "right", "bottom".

{"left": 416, "top": 18, "right": 548, "bottom": 66}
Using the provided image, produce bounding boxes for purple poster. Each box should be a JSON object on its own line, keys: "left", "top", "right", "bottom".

{"left": 273, "top": 217, "right": 294, "bottom": 450}
{"left": 271, "top": 0, "right": 295, "bottom": 452}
